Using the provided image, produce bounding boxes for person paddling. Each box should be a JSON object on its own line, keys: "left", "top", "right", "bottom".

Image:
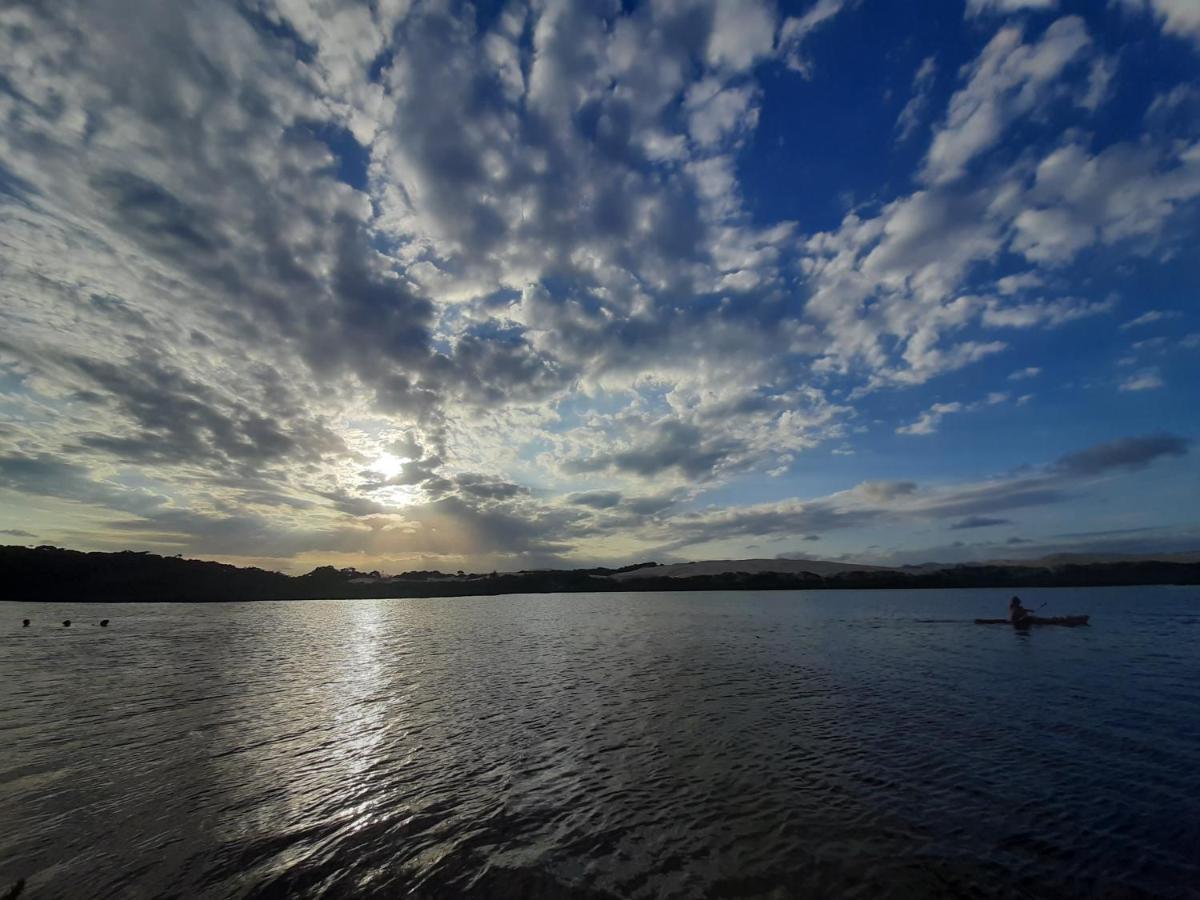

{"left": 1008, "top": 596, "right": 1033, "bottom": 625}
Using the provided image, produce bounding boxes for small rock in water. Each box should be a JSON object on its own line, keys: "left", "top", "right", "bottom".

{"left": 22, "top": 619, "right": 30, "bottom": 627}
{"left": 62, "top": 620, "right": 71, "bottom": 627}
{"left": 100, "top": 619, "right": 109, "bottom": 627}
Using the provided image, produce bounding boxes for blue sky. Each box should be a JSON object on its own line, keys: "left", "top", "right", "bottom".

{"left": 0, "top": 0, "right": 1197, "bottom": 572}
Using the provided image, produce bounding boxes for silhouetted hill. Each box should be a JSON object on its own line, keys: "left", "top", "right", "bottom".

{"left": 1, "top": 545, "right": 1197, "bottom": 603}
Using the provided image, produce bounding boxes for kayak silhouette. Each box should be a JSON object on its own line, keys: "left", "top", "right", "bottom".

{"left": 974, "top": 615, "right": 1090, "bottom": 626}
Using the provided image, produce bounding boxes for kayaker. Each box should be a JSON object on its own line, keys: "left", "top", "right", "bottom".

{"left": 1008, "top": 596, "right": 1032, "bottom": 624}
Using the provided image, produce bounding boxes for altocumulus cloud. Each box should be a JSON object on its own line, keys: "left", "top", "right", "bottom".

{"left": 0, "top": 0, "right": 1198, "bottom": 569}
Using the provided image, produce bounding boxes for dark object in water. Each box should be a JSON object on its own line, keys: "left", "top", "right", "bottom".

{"left": 2, "top": 877, "right": 25, "bottom": 900}
{"left": 62, "top": 620, "right": 71, "bottom": 627}
{"left": 975, "top": 615, "right": 1090, "bottom": 627}
{"left": 99, "top": 619, "right": 109, "bottom": 627}
{"left": 22, "top": 619, "right": 30, "bottom": 627}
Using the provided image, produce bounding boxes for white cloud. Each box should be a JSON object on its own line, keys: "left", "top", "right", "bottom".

{"left": 1009, "top": 366, "right": 1041, "bottom": 380}
{"left": 706, "top": 0, "right": 778, "bottom": 72}
{"left": 1014, "top": 141, "right": 1200, "bottom": 263}
{"left": 1117, "top": 0, "right": 1200, "bottom": 46}
{"left": 1119, "top": 369, "right": 1165, "bottom": 392}
{"left": 641, "top": 431, "right": 1189, "bottom": 556}
{"left": 1, "top": 0, "right": 1198, "bottom": 569}
{"left": 897, "top": 401, "right": 966, "bottom": 435}
{"left": 1081, "top": 56, "right": 1116, "bottom": 111}
{"left": 995, "top": 272, "right": 1043, "bottom": 294}
{"left": 923, "top": 17, "right": 1091, "bottom": 185}
{"left": 897, "top": 391, "right": 1010, "bottom": 435}
{"left": 803, "top": 182, "right": 1010, "bottom": 386}
{"left": 1146, "top": 83, "right": 1200, "bottom": 122}
{"left": 982, "top": 295, "right": 1115, "bottom": 328}
{"left": 1120, "top": 310, "right": 1181, "bottom": 329}
{"left": 684, "top": 78, "right": 760, "bottom": 147}
{"left": 895, "top": 56, "right": 938, "bottom": 142}
{"left": 797, "top": 17, "right": 1189, "bottom": 397}
{"left": 1011, "top": 207, "right": 1097, "bottom": 263}
{"left": 965, "top": 0, "right": 1058, "bottom": 16}
{"left": 779, "top": 0, "right": 849, "bottom": 76}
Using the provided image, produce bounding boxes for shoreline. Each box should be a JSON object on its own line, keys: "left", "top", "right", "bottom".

{"left": 3, "top": 577, "right": 1198, "bottom": 605}
{"left": 3, "top": 545, "right": 1197, "bottom": 604}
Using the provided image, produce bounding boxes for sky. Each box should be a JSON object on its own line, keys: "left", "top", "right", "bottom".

{"left": 1, "top": 0, "right": 1198, "bottom": 574}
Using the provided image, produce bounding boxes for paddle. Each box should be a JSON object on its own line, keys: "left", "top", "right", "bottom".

{"left": 1007, "top": 600, "right": 1046, "bottom": 626}
{"left": 1017, "top": 601, "right": 1048, "bottom": 625}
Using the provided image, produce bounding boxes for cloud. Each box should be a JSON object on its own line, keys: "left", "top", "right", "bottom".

{"left": 1008, "top": 366, "right": 1041, "bottom": 380}
{"left": 1013, "top": 141, "right": 1200, "bottom": 264}
{"left": 1120, "top": 310, "right": 1181, "bottom": 330}
{"left": 803, "top": 186, "right": 1009, "bottom": 386}
{"left": 995, "top": 272, "right": 1043, "bottom": 294}
{"left": 1116, "top": 0, "right": 1200, "bottom": 46}
{"left": 1052, "top": 433, "right": 1189, "bottom": 475}
{"left": 564, "top": 420, "right": 745, "bottom": 481}
{"left": 0, "top": 1, "right": 820, "bottom": 530}
{"left": 910, "top": 479, "right": 1069, "bottom": 519}
{"left": 63, "top": 353, "right": 346, "bottom": 469}
{"left": 630, "top": 432, "right": 1190, "bottom": 556}
{"left": 801, "top": 19, "right": 1193, "bottom": 393}
{"left": 982, "top": 295, "right": 1114, "bottom": 328}
{"left": 965, "top": 0, "right": 1058, "bottom": 16}
{"left": 856, "top": 481, "right": 919, "bottom": 502}
{"left": 1146, "top": 84, "right": 1200, "bottom": 125}
{"left": 0, "top": 1, "right": 1197, "bottom": 571}
{"left": 1119, "top": 369, "right": 1165, "bottom": 392}
{"left": 0, "top": 452, "right": 162, "bottom": 514}
{"left": 951, "top": 515, "right": 1012, "bottom": 529}
{"left": 321, "top": 489, "right": 391, "bottom": 518}
{"left": 896, "top": 391, "right": 1007, "bottom": 436}
{"left": 648, "top": 432, "right": 1192, "bottom": 556}
{"left": 625, "top": 494, "right": 684, "bottom": 516}
{"left": 684, "top": 79, "right": 760, "bottom": 147}
{"left": 655, "top": 498, "right": 880, "bottom": 553}
{"left": 706, "top": 0, "right": 778, "bottom": 73}
{"left": 451, "top": 473, "right": 530, "bottom": 502}
{"left": 897, "top": 401, "right": 964, "bottom": 435}
{"left": 779, "top": 0, "right": 850, "bottom": 76}
{"left": 923, "top": 17, "right": 1092, "bottom": 185}
{"left": 0, "top": 529, "right": 35, "bottom": 538}
{"left": 568, "top": 491, "right": 624, "bottom": 510}
{"left": 895, "top": 56, "right": 938, "bottom": 143}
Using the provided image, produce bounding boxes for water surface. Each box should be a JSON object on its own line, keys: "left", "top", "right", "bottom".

{"left": 2, "top": 587, "right": 1198, "bottom": 898}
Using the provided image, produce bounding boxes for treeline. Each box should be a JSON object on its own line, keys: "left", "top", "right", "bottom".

{"left": 1, "top": 545, "right": 1197, "bottom": 603}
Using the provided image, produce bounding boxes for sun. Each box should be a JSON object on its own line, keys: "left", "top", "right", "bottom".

{"left": 370, "top": 453, "right": 411, "bottom": 480}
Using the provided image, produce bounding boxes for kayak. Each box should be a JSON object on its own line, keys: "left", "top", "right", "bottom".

{"left": 974, "top": 615, "right": 1090, "bottom": 627}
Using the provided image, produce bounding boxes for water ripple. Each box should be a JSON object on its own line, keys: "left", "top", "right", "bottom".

{"left": 2, "top": 586, "right": 1198, "bottom": 898}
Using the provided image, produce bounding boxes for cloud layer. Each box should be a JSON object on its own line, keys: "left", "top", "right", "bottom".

{"left": 0, "top": 0, "right": 1197, "bottom": 569}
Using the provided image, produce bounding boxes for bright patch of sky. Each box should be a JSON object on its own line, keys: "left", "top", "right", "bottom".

{"left": 0, "top": 0, "right": 1197, "bottom": 572}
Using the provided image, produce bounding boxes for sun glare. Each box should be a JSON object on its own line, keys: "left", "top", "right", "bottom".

{"left": 371, "top": 453, "right": 410, "bottom": 479}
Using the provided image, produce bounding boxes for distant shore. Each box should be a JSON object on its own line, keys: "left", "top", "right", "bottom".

{"left": 2, "top": 545, "right": 1198, "bottom": 603}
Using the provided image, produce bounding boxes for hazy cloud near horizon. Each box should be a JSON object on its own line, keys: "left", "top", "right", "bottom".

{"left": 0, "top": 0, "right": 1198, "bottom": 571}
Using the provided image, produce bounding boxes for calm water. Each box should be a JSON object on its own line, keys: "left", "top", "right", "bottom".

{"left": 2, "top": 587, "right": 1198, "bottom": 899}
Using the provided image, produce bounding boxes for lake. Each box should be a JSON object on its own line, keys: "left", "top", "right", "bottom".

{"left": 2, "top": 586, "right": 1198, "bottom": 899}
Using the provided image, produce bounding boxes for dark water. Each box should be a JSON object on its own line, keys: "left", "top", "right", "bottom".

{"left": 2, "top": 587, "right": 1199, "bottom": 899}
